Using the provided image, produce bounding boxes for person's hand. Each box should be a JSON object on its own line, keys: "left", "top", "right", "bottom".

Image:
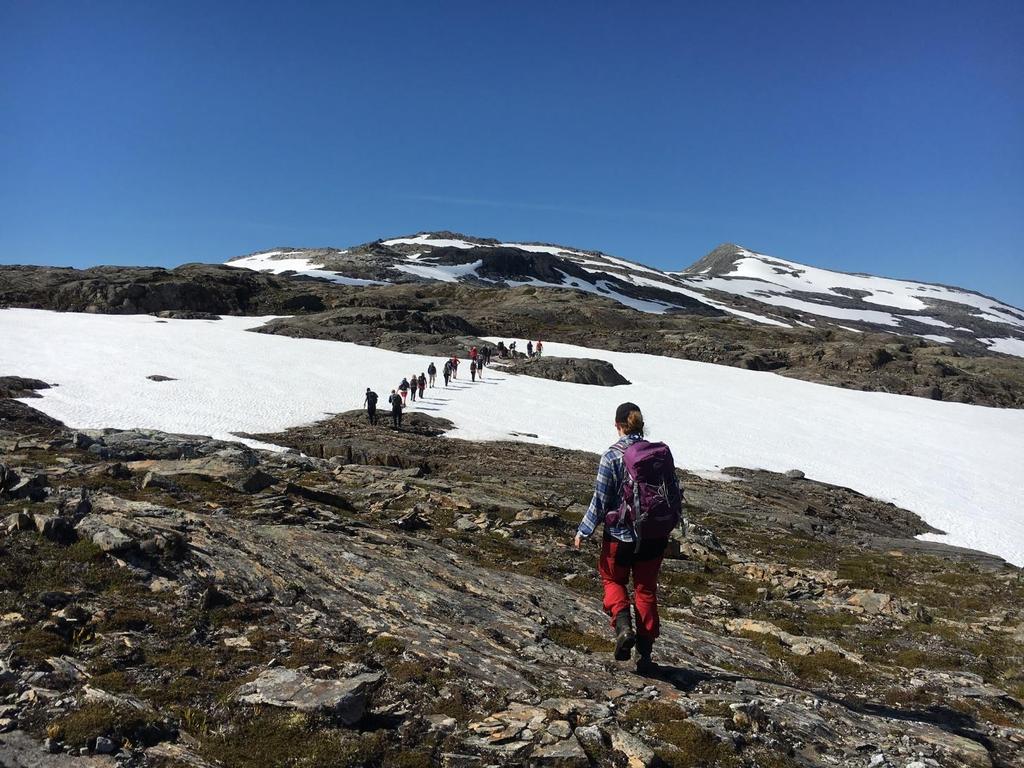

{"left": 573, "top": 534, "right": 582, "bottom": 550}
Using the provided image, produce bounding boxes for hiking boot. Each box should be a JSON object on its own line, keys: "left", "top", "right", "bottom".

{"left": 613, "top": 610, "right": 635, "bottom": 661}
{"left": 635, "top": 636, "right": 656, "bottom": 673}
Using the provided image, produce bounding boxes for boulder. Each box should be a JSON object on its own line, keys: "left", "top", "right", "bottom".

{"left": 531, "top": 734, "right": 588, "bottom": 766}
{"left": 91, "top": 526, "right": 136, "bottom": 553}
{"left": 506, "top": 357, "right": 630, "bottom": 387}
{"left": 235, "top": 469, "right": 278, "bottom": 494}
{"left": 33, "top": 514, "right": 76, "bottom": 544}
{"left": 141, "top": 471, "right": 179, "bottom": 491}
{"left": 3, "top": 511, "right": 34, "bottom": 533}
{"left": 235, "top": 667, "right": 382, "bottom": 725}
{"left": 283, "top": 482, "right": 353, "bottom": 510}
{"left": 511, "top": 509, "right": 561, "bottom": 527}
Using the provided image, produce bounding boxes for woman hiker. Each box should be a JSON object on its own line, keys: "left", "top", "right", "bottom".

{"left": 418, "top": 373, "right": 426, "bottom": 399}
{"left": 574, "top": 402, "right": 683, "bottom": 673}
{"left": 398, "top": 378, "right": 410, "bottom": 405}
{"left": 427, "top": 362, "right": 437, "bottom": 388}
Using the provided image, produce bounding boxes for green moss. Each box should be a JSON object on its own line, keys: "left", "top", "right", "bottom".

{"left": 99, "top": 606, "right": 168, "bottom": 633}
{"left": 51, "top": 703, "right": 161, "bottom": 749}
{"left": 622, "top": 700, "right": 690, "bottom": 727}
{"left": 547, "top": 624, "right": 614, "bottom": 654}
{"left": 699, "top": 700, "right": 736, "bottom": 718}
{"left": 388, "top": 659, "right": 449, "bottom": 687}
{"left": 623, "top": 701, "right": 737, "bottom": 767}
{"left": 787, "top": 651, "right": 865, "bottom": 682}
{"left": 738, "top": 632, "right": 865, "bottom": 681}
{"left": 16, "top": 626, "right": 70, "bottom": 661}
{"left": 370, "top": 635, "right": 406, "bottom": 656}
{"left": 198, "top": 710, "right": 393, "bottom": 768}
{"left": 889, "top": 648, "right": 960, "bottom": 670}
{"left": 88, "top": 671, "right": 131, "bottom": 693}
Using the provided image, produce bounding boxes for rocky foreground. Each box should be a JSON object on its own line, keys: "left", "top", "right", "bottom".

{"left": 0, "top": 380, "right": 1022, "bottom": 768}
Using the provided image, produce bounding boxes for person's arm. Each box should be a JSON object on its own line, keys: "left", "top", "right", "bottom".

{"left": 575, "top": 451, "right": 618, "bottom": 546}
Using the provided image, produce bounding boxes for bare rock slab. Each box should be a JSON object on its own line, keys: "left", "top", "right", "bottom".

{"left": 235, "top": 667, "right": 381, "bottom": 725}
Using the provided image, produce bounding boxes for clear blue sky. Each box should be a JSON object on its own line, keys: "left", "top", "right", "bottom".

{"left": 2, "top": 1, "right": 1022, "bottom": 306}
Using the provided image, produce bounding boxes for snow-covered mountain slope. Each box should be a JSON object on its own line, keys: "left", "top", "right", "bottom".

{"left": 3, "top": 308, "right": 1023, "bottom": 566}
{"left": 226, "top": 233, "right": 1024, "bottom": 356}
{"left": 678, "top": 244, "right": 1024, "bottom": 352}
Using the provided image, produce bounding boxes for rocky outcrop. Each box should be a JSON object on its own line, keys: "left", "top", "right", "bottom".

{"left": 235, "top": 667, "right": 382, "bottom": 725}
{"left": 0, "top": 264, "right": 332, "bottom": 316}
{"left": 503, "top": 356, "right": 631, "bottom": 386}
{"left": 0, "top": 393, "right": 1021, "bottom": 766}
{"left": 0, "top": 377, "right": 51, "bottom": 399}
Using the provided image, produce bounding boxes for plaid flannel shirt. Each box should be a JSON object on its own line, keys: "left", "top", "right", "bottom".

{"left": 577, "top": 433, "right": 645, "bottom": 543}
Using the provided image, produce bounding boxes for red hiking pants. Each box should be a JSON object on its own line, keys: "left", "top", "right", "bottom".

{"left": 599, "top": 538, "right": 666, "bottom": 639}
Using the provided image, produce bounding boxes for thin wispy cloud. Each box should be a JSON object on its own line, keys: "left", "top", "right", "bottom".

{"left": 400, "top": 194, "right": 683, "bottom": 221}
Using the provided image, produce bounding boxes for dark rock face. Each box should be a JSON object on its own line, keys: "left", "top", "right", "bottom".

{"left": 0, "top": 378, "right": 63, "bottom": 435}
{"left": 0, "top": 377, "right": 51, "bottom": 399}
{"left": 0, "top": 263, "right": 331, "bottom": 315}
{"left": 504, "top": 357, "right": 631, "bottom": 386}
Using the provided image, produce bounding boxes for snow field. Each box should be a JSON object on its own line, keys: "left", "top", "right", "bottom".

{"left": 693, "top": 249, "right": 1024, "bottom": 329}
{"left": 2, "top": 309, "right": 1022, "bottom": 566}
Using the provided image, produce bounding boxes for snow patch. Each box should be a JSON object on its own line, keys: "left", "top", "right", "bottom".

{"left": 3, "top": 308, "right": 1022, "bottom": 566}
{"left": 382, "top": 235, "right": 477, "bottom": 249}
{"left": 227, "top": 253, "right": 386, "bottom": 286}
{"left": 980, "top": 337, "right": 1024, "bottom": 358}
{"left": 393, "top": 260, "right": 483, "bottom": 283}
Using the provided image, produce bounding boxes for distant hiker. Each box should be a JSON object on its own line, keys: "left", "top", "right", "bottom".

{"left": 363, "top": 388, "right": 378, "bottom": 426}
{"left": 574, "top": 403, "right": 683, "bottom": 674}
{"left": 418, "top": 373, "right": 426, "bottom": 399}
{"left": 470, "top": 345, "right": 478, "bottom": 363}
{"left": 451, "top": 356, "right": 459, "bottom": 379}
{"left": 497, "top": 341, "right": 507, "bottom": 358}
{"left": 443, "top": 361, "right": 452, "bottom": 387}
{"left": 527, "top": 341, "right": 534, "bottom": 357}
{"left": 427, "top": 362, "right": 437, "bottom": 387}
{"left": 536, "top": 341, "right": 543, "bottom": 357}
{"left": 409, "top": 372, "right": 418, "bottom": 402}
{"left": 509, "top": 341, "right": 517, "bottom": 356}
{"left": 399, "top": 378, "right": 410, "bottom": 405}
{"left": 470, "top": 360, "right": 477, "bottom": 382}
{"left": 388, "top": 389, "right": 404, "bottom": 428}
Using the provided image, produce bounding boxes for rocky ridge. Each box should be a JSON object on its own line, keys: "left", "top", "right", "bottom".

{"left": 3, "top": 256, "right": 1024, "bottom": 407}
{"left": 225, "top": 233, "right": 1024, "bottom": 356}
{"left": 1, "top": 393, "right": 1021, "bottom": 768}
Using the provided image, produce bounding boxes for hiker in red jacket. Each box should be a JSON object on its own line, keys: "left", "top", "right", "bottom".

{"left": 574, "top": 403, "right": 683, "bottom": 673}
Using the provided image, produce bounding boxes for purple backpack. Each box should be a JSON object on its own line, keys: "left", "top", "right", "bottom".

{"left": 606, "top": 440, "right": 683, "bottom": 546}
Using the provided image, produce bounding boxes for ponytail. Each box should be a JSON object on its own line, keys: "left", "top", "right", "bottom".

{"left": 618, "top": 409, "right": 644, "bottom": 437}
